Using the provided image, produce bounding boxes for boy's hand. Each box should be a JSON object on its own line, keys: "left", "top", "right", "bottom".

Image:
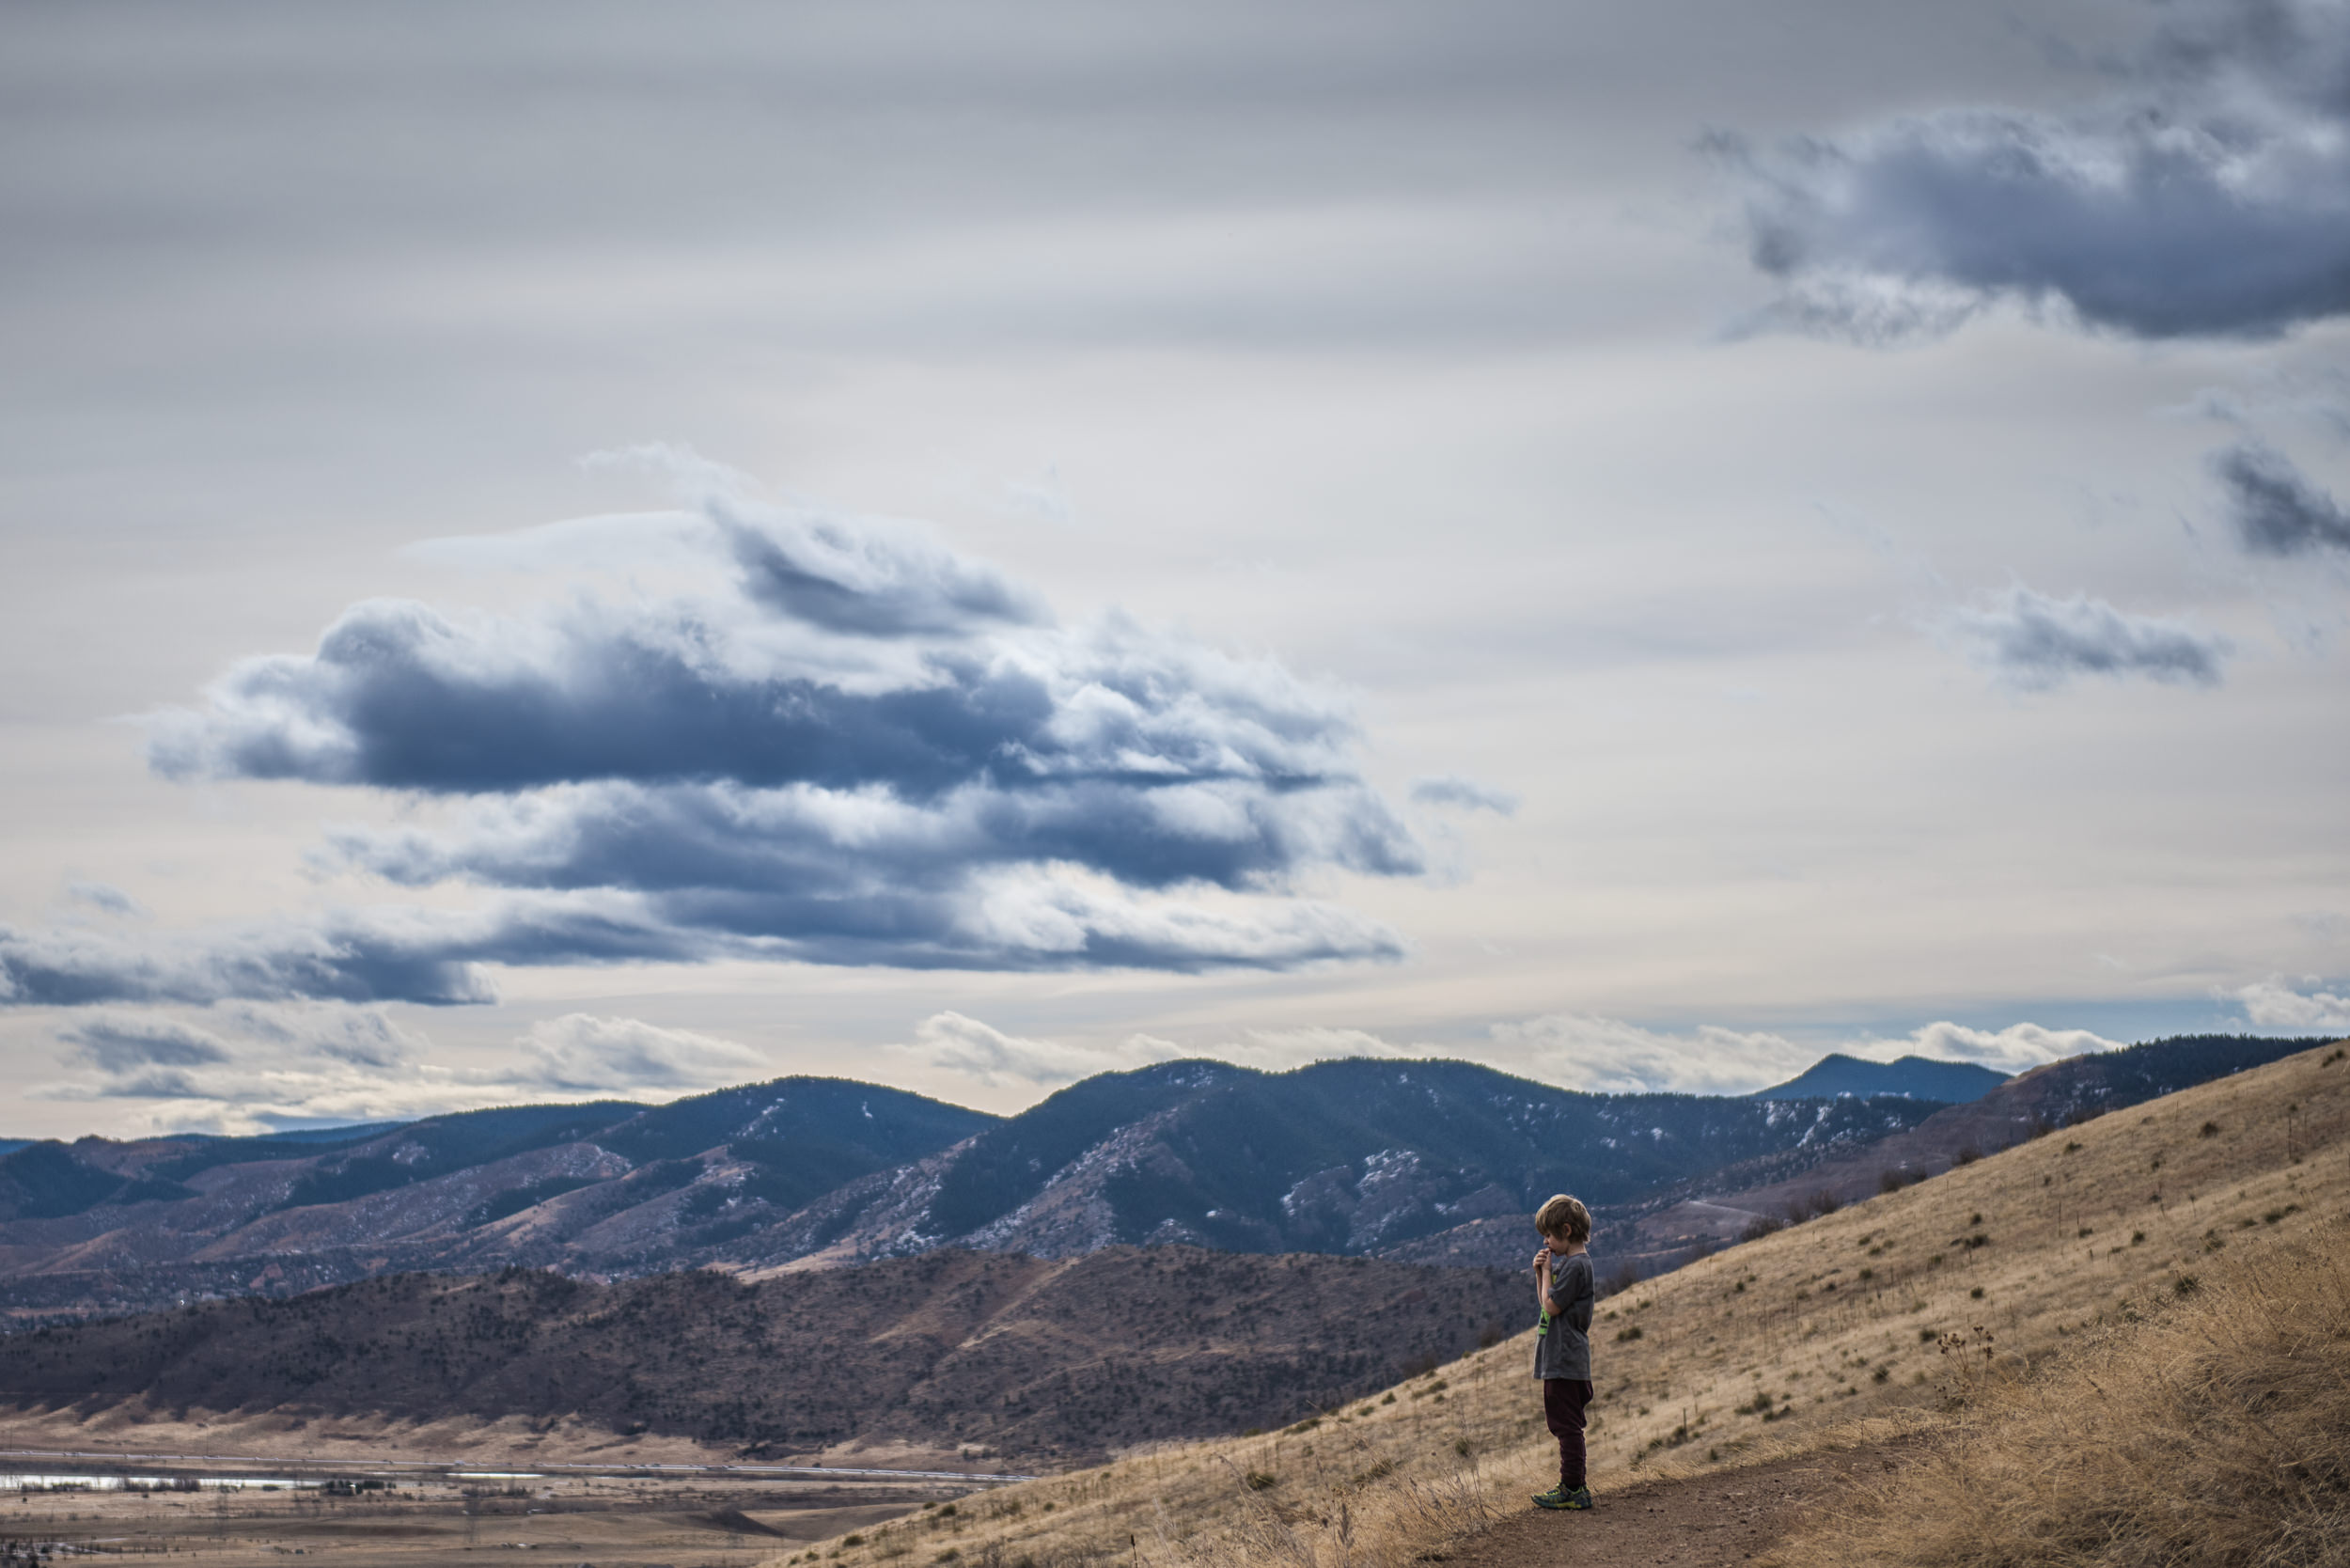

{"left": 1531, "top": 1247, "right": 1550, "bottom": 1274}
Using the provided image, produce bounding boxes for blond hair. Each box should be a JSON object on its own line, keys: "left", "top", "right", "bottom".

{"left": 1534, "top": 1193, "right": 1590, "bottom": 1245}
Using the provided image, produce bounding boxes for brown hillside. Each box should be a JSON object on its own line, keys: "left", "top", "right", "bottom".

{"left": 1777, "top": 1225, "right": 2350, "bottom": 1568}
{"left": 769, "top": 1037, "right": 2350, "bottom": 1568}
{"left": 0, "top": 1247, "right": 1528, "bottom": 1465}
{"left": 1374, "top": 1037, "right": 2321, "bottom": 1277}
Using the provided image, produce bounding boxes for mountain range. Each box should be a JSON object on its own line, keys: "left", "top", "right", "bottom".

{"left": 0, "top": 1058, "right": 1941, "bottom": 1322}
{"left": 0, "top": 1038, "right": 2322, "bottom": 1325}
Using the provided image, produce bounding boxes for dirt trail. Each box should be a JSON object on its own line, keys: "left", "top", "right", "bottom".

{"left": 1441, "top": 1443, "right": 1910, "bottom": 1568}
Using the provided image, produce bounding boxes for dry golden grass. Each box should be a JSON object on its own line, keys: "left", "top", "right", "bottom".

{"left": 771, "top": 1039, "right": 2350, "bottom": 1568}
{"left": 1773, "top": 1220, "right": 2350, "bottom": 1568}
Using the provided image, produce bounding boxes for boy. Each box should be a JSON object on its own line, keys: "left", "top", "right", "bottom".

{"left": 1528, "top": 1193, "right": 1595, "bottom": 1511}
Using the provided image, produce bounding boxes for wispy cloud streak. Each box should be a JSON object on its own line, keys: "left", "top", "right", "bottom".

{"left": 1944, "top": 587, "right": 2230, "bottom": 691}
{"left": 2211, "top": 442, "right": 2350, "bottom": 557}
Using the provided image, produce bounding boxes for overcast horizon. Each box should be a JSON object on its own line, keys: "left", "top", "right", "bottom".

{"left": 6, "top": 0, "right": 2348, "bottom": 1138}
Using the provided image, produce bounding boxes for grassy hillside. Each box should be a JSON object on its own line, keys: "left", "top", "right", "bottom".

{"left": 1611, "top": 1031, "right": 2331, "bottom": 1266}
{"left": 771, "top": 1037, "right": 2349, "bottom": 1567}
{"left": 1775, "top": 1225, "right": 2349, "bottom": 1568}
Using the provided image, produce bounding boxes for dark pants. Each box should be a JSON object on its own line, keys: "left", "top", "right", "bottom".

{"left": 1543, "top": 1377, "right": 1594, "bottom": 1489}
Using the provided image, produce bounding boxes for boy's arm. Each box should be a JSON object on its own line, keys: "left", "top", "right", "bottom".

{"left": 1532, "top": 1252, "right": 1552, "bottom": 1317}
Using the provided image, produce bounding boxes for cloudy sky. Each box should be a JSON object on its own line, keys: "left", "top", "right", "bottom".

{"left": 5, "top": 0, "right": 2347, "bottom": 1136}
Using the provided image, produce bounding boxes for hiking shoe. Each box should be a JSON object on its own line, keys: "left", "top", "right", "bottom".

{"left": 1532, "top": 1484, "right": 1592, "bottom": 1511}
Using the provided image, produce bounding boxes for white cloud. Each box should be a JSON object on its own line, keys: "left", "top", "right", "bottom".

{"left": 1485, "top": 1012, "right": 2120, "bottom": 1094}
{"left": 2227, "top": 975, "right": 2350, "bottom": 1032}
{"left": 514, "top": 1012, "right": 771, "bottom": 1092}
{"left": 30, "top": 1002, "right": 771, "bottom": 1135}
{"left": 38, "top": 1042, "right": 504, "bottom": 1137}
{"left": 1214, "top": 1027, "right": 1417, "bottom": 1071}
{"left": 1850, "top": 1021, "right": 2120, "bottom": 1075}
{"left": 222, "top": 1001, "right": 429, "bottom": 1069}
{"left": 1486, "top": 1012, "right": 1812, "bottom": 1095}
{"left": 894, "top": 1016, "right": 1427, "bottom": 1092}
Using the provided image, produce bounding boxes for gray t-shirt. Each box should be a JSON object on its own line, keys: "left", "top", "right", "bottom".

{"left": 1532, "top": 1252, "right": 1594, "bottom": 1382}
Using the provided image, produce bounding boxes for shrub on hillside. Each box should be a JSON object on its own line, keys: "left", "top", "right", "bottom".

{"left": 1782, "top": 1189, "right": 1841, "bottom": 1225}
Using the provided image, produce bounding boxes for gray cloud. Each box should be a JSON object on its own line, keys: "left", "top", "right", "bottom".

{"left": 584, "top": 444, "right": 1052, "bottom": 636}
{"left": 8, "top": 465, "right": 1428, "bottom": 1002}
{"left": 57, "top": 1011, "right": 234, "bottom": 1074}
{"left": 65, "top": 882, "right": 147, "bottom": 917}
{"left": 151, "top": 465, "right": 1411, "bottom": 844}
{"left": 0, "top": 915, "right": 494, "bottom": 1008}
{"left": 148, "top": 593, "right": 1065, "bottom": 798}
{"left": 31, "top": 999, "right": 766, "bottom": 1128}
{"left": 6, "top": 868, "right": 1408, "bottom": 1008}
{"left": 82, "top": 1068, "right": 212, "bottom": 1102}
{"left": 1408, "top": 776, "right": 1520, "bottom": 814}
{"left": 713, "top": 504, "right": 1048, "bottom": 636}
{"left": 222, "top": 1001, "right": 426, "bottom": 1069}
{"left": 1946, "top": 587, "right": 2231, "bottom": 690}
{"left": 2211, "top": 441, "right": 2350, "bottom": 557}
{"left": 1725, "top": 2, "right": 2350, "bottom": 341}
